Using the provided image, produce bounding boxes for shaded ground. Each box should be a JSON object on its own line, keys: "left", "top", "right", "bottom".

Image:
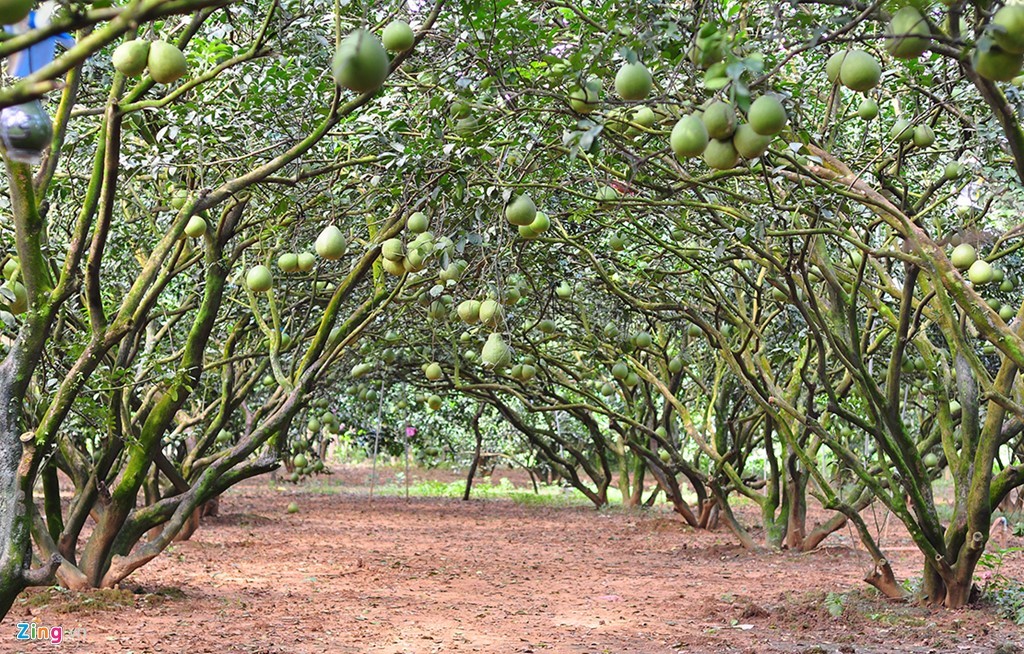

{"left": 7, "top": 465, "right": 1024, "bottom": 653}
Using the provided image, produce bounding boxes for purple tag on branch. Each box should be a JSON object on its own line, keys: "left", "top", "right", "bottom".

{"left": 406, "top": 427, "right": 416, "bottom": 438}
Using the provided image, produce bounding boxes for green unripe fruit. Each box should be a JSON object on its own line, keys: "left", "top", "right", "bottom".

{"left": 600, "top": 382, "right": 616, "bottom": 396}
{"left": 307, "top": 417, "right": 321, "bottom": 433}
{"left": 428, "top": 394, "right": 443, "bottom": 410}
{"left": 973, "top": 37, "right": 1024, "bottom": 82}
{"left": 732, "top": 124, "right": 772, "bottom": 159}
{"left": 999, "top": 304, "right": 1015, "bottom": 321}
{"left": 950, "top": 243, "right": 976, "bottom": 270}
{"left": 595, "top": 185, "right": 619, "bottom": 202}
{"left": 703, "top": 138, "right": 740, "bottom": 170}
{"left": 479, "top": 299, "right": 501, "bottom": 327}
{"left": 425, "top": 362, "right": 443, "bottom": 380}
{"left": 569, "top": 80, "right": 601, "bottom": 114}
{"left": 381, "top": 238, "right": 405, "bottom": 262}
{"left": 246, "top": 265, "right": 273, "bottom": 292}
{"left": 529, "top": 211, "right": 550, "bottom": 233}
{"left": 826, "top": 51, "right": 847, "bottom": 83}
{"left": 890, "top": 119, "right": 914, "bottom": 143}
{"left": 538, "top": 319, "right": 556, "bottom": 333}
{"left": 702, "top": 101, "right": 736, "bottom": 140}
{"left": 296, "top": 252, "right": 315, "bottom": 272}
{"left": 216, "top": 429, "right": 232, "bottom": 445}
{"left": 922, "top": 453, "right": 939, "bottom": 467}
{"left": 555, "top": 281, "right": 573, "bottom": 298}
{"left": 840, "top": 50, "right": 882, "bottom": 92}
{"left": 668, "top": 357, "right": 683, "bottom": 374}
{"left": 611, "top": 361, "right": 629, "bottom": 379}
{"left": 992, "top": 6, "right": 1024, "bottom": 55}
{"left": 943, "top": 161, "right": 963, "bottom": 180}
{"left": 885, "top": 7, "right": 931, "bottom": 59}
{"left": 332, "top": 29, "right": 390, "bottom": 93}
{"left": 857, "top": 98, "right": 879, "bottom": 120}
{"left": 148, "top": 41, "right": 188, "bottom": 84}
{"left": 315, "top": 225, "right": 347, "bottom": 260}
{"left": 381, "top": 20, "right": 415, "bottom": 53}
{"left": 1000, "top": 278, "right": 1015, "bottom": 292}
{"left": 278, "top": 253, "right": 299, "bottom": 273}
{"left": 624, "top": 371, "right": 640, "bottom": 387}
{"left": 520, "top": 364, "right": 537, "bottom": 380}
{"left": 968, "top": 259, "right": 994, "bottom": 285}
{"left": 518, "top": 224, "right": 537, "bottom": 240}
{"left": 184, "top": 215, "right": 207, "bottom": 238}
{"left": 3, "top": 258, "right": 18, "bottom": 281}
{"left": 457, "top": 299, "right": 481, "bottom": 324}
{"left": 3, "top": 281, "right": 27, "bottom": 315}
{"left": 670, "top": 114, "right": 709, "bottom": 159}
{"left": 294, "top": 453, "right": 308, "bottom": 468}
{"left": 112, "top": 40, "right": 151, "bottom": 77}
{"left": 481, "top": 332, "right": 511, "bottom": 369}
{"left": 912, "top": 124, "right": 935, "bottom": 148}
{"left": 614, "top": 61, "right": 653, "bottom": 100}
{"left": 407, "top": 212, "right": 429, "bottom": 233}
{"left": 687, "top": 323, "right": 702, "bottom": 338}
{"left": 634, "top": 331, "right": 653, "bottom": 348}
{"left": 505, "top": 194, "right": 537, "bottom": 226}
{"left": 747, "top": 95, "right": 787, "bottom": 135}
{"left": 287, "top": 502, "right": 300, "bottom": 513}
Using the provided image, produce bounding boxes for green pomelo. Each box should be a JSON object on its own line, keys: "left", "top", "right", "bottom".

{"left": 315, "top": 225, "right": 347, "bottom": 260}
{"left": 670, "top": 114, "right": 709, "bottom": 159}
{"left": 826, "top": 50, "right": 847, "bottom": 83}
{"left": 885, "top": 7, "right": 931, "bottom": 59}
{"left": 332, "top": 29, "right": 390, "bottom": 93}
{"left": 973, "top": 37, "right": 1024, "bottom": 82}
{"left": 481, "top": 332, "right": 511, "bottom": 368}
{"left": 913, "top": 124, "right": 935, "bottom": 148}
{"left": 407, "top": 212, "right": 428, "bottom": 233}
{"left": 296, "top": 252, "right": 315, "bottom": 272}
{"left": 950, "top": 243, "right": 976, "bottom": 269}
{"left": 747, "top": 95, "right": 787, "bottom": 135}
{"left": 277, "top": 253, "right": 298, "bottom": 272}
{"left": 857, "top": 98, "right": 878, "bottom": 120}
{"left": 184, "top": 215, "right": 207, "bottom": 238}
{"left": 381, "top": 20, "right": 415, "bottom": 53}
{"left": 505, "top": 194, "right": 537, "bottom": 226}
{"left": 569, "top": 80, "right": 601, "bottom": 114}
{"left": 839, "top": 50, "right": 882, "bottom": 92}
{"left": 702, "top": 101, "right": 736, "bottom": 140}
{"left": 112, "top": 40, "right": 151, "bottom": 77}
{"left": 246, "top": 265, "right": 273, "bottom": 292}
{"left": 992, "top": 6, "right": 1024, "bottom": 55}
{"left": 614, "top": 62, "right": 653, "bottom": 101}
{"left": 703, "top": 138, "right": 740, "bottom": 170}
{"left": 381, "top": 238, "right": 405, "bottom": 262}
{"left": 733, "top": 123, "right": 772, "bottom": 159}
{"left": 148, "top": 41, "right": 188, "bottom": 84}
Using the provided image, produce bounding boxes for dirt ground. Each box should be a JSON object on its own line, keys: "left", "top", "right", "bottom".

{"left": 7, "top": 465, "right": 1024, "bottom": 654}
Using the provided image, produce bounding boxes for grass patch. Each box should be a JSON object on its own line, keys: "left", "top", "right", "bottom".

{"left": 19, "top": 588, "right": 135, "bottom": 614}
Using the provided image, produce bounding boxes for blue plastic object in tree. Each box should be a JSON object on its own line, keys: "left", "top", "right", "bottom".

{"left": 1, "top": 11, "right": 75, "bottom": 164}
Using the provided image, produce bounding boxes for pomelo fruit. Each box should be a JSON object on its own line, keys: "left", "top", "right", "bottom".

{"left": 826, "top": 50, "right": 847, "bottom": 83}
{"left": 148, "top": 41, "right": 188, "bottom": 84}
{"left": 112, "top": 40, "right": 150, "bottom": 77}
{"left": 315, "top": 225, "right": 347, "bottom": 260}
{"left": 913, "top": 124, "right": 935, "bottom": 148}
{"left": 529, "top": 211, "right": 550, "bottom": 233}
{"left": 505, "top": 194, "right": 537, "bottom": 226}
{"left": 885, "top": 7, "right": 931, "bottom": 59}
{"left": 1000, "top": 304, "right": 1015, "bottom": 321}
{"left": 3, "top": 281, "right": 27, "bottom": 315}
{"left": 890, "top": 118, "right": 914, "bottom": 143}
{"left": 381, "top": 20, "right": 415, "bottom": 53}
{"left": 612, "top": 361, "right": 629, "bottom": 379}
{"left": 857, "top": 98, "right": 878, "bottom": 120}
{"left": 246, "top": 265, "right": 273, "bottom": 292}
{"left": 479, "top": 298, "right": 501, "bottom": 327}
{"left": 425, "top": 362, "right": 443, "bottom": 380}
{"left": 332, "top": 29, "right": 390, "bottom": 93}
{"left": 569, "top": 79, "right": 601, "bottom": 114}
{"left": 733, "top": 123, "right": 772, "bottom": 159}
{"left": 703, "top": 138, "right": 740, "bottom": 170}
{"left": 427, "top": 394, "right": 443, "bottom": 410}
{"left": 968, "top": 259, "right": 994, "bottom": 284}
{"left": 184, "top": 215, "right": 207, "bottom": 238}
{"left": 615, "top": 61, "right": 653, "bottom": 100}
{"left": 457, "top": 299, "right": 481, "bottom": 324}
{"left": 943, "top": 161, "right": 963, "bottom": 180}
{"left": 992, "top": 6, "right": 1024, "bottom": 54}
{"left": 381, "top": 238, "right": 405, "bottom": 261}
{"left": 407, "top": 211, "right": 428, "bottom": 233}
{"left": 973, "top": 36, "right": 1024, "bottom": 82}
{"left": 748, "top": 95, "right": 787, "bottom": 135}
{"left": 296, "top": 252, "right": 315, "bottom": 272}
{"left": 481, "top": 332, "right": 511, "bottom": 368}
{"left": 839, "top": 50, "right": 881, "bottom": 92}
{"left": 670, "top": 114, "right": 709, "bottom": 159}
{"left": 278, "top": 253, "right": 299, "bottom": 273}
{"left": 702, "top": 100, "right": 736, "bottom": 139}
{"left": 950, "top": 243, "right": 976, "bottom": 269}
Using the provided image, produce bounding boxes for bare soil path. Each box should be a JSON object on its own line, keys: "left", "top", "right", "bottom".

{"left": 7, "top": 467, "right": 1023, "bottom": 653}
